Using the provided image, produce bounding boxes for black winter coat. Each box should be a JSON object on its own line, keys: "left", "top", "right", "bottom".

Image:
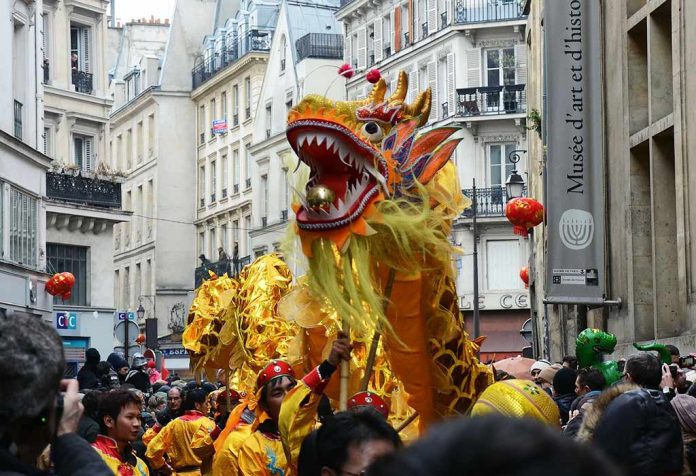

{"left": 76, "top": 365, "right": 100, "bottom": 391}
{"left": 592, "top": 388, "right": 683, "bottom": 476}
{"left": 553, "top": 392, "right": 576, "bottom": 426}
{"left": 125, "top": 369, "right": 151, "bottom": 393}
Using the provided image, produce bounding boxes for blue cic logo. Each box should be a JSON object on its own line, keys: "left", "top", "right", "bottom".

{"left": 56, "top": 312, "right": 77, "bottom": 330}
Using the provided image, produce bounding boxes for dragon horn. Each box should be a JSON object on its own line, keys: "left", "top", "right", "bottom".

{"left": 388, "top": 71, "right": 408, "bottom": 103}
{"left": 404, "top": 89, "right": 432, "bottom": 127}
{"left": 366, "top": 79, "right": 387, "bottom": 104}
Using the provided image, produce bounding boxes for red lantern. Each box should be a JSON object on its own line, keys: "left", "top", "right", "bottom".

{"left": 366, "top": 69, "right": 381, "bottom": 84}
{"left": 45, "top": 272, "right": 76, "bottom": 301}
{"left": 337, "top": 63, "right": 355, "bottom": 79}
{"left": 505, "top": 197, "right": 544, "bottom": 237}
{"left": 136, "top": 333, "right": 146, "bottom": 345}
{"left": 520, "top": 266, "right": 529, "bottom": 289}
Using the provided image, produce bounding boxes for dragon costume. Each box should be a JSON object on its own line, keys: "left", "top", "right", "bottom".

{"left": 576, "top": 328, "right": 672, "bottom": 385}
{"left": 284, "top": 71, "right": 492, "bottom": 430}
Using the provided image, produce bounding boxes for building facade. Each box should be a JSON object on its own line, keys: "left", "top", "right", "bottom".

{"left": 248, "top": 0, "right": 344, "bottom": 267}
{"left": 41, "top": 0, "right": 130, "bottom": 368}
{"left": 526, "top": 0, "right": 696, "bottom": 359}
{"left": 191, "top": 0, "right": 280, "bottom": 286}
{"left": 109, "top": 0, "right": 217, "bottom": 358}
{"left": 337, "top": 0, "right": 530, "bottom": 358}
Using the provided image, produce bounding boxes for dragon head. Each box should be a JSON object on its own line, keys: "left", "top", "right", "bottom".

{"left": 287, "top": 71, "right": 461, "bottom": 255}
{"left": 576, "top": 328, "right": 618, "bottom": 367}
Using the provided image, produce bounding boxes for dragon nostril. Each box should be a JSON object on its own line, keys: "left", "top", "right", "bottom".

{"left": 365, "top": 122, "right": 378, "bottom": 134}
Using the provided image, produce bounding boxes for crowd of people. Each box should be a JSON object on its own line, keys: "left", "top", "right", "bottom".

{"left": 4, "top": 313, "right": 696, "bottom": 476}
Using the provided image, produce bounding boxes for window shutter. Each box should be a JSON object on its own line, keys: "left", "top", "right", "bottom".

{"left": 374, "top": 19, "right": 383, "bottom": 63}
{"left": 427, "top": 61, "right": 437, "bottom": 122}
{"left": 446, "top": 0, "right": 454, "bottom": 28}
{"left": 344, "top": 34, "right": 352, "bottom": 67}
{"left": 81, "top": 28, "right": 90, "bottom": 73}
{"left": 394, "top": 7, "right": 402, "bottom": 52}
{"left": 514, "top": 43, "right": 527, "bottom": 85}
{"left": 407, "top": 68, "right": 416, "bottom": 104}
{"left": 413, "top": 1, "right": 419, "bottom": 41}
{"left": 74, "top": 137, "right": 83, "bottom": 169}
{"left": 43, "top": 131, "right": 48, "bottom": 155}
{"left": 446, "top": 53, "right": 455, "bottom": 117}
{"left": 428, "top": 0, "right": 437, "bottom": 35}
{"left": 466, "top": 47, "right": 481, "bottom": 88}
{"left": 85, "top": 138, "right": 93, "bottom": 171}
{"left": 357, "top": 27, "right": 367, "bottom": 70}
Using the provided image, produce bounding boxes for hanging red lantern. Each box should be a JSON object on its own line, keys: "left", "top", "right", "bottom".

{"left": 520, "top": 266, "right": 529, "bottom": 289}
{"left": 45, "top": 272, "right": 76, "bottom": 301}
{"left": 366, "top": 69, "right": 381, "bottom": 84}
{"left": 136, "top": 333, "right": 146, "bottom": 345}
{"left": 505, "top": 197, "right": 544, "bottom": 237}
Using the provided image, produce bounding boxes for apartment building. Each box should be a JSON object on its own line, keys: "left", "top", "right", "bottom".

{"left": 337, "top": 0, "right": 530, "bottom": 358}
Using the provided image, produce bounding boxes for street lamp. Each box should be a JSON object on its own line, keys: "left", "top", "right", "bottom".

{"left": 506, "top": 149, "right": 527, "bottom": 199}
{"left": 136, "top": 304, "right": 145, "bottom": 321}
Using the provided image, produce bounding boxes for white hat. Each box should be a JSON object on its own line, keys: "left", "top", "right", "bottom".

{"left": 530, "top": 359, "right": 552, "bottom": 373}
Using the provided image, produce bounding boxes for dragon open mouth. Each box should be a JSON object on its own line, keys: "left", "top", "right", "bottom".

{"left": 287, "top": 120, "right": 387, "bottom": 231}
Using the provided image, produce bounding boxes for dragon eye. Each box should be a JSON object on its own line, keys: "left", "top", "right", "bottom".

{"left": 361, "top": 122, "right": 384, "bottom": 143}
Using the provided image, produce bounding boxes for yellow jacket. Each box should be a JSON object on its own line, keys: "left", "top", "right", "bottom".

{"left": 145, "top": 410, "right": 215, "bottom": 476}
{"left": 211, "top": 424, "right": 252, "bottom": 476}
{"left": 237, "top": 428, "right": 287, "bottom": 476}
{"left": 92, "top": 435, "right": 149, "bottom": 476}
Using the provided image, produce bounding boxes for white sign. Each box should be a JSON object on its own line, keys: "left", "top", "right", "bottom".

{"left": 459, "top": 292, "right": 529, "bottom": 311}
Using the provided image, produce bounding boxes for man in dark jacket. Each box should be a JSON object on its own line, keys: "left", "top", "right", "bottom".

{"left": 124, "top": 353, "right": 151, "bottom": 394}
{"left": 77, "top": 348, "right": 101, "bottom": 391}
{"left": 0, "top": 313, "right": 111, "bottom": 476}
{"left": 107, "top": 352, "right": 129, "bottom": 385}
{"left": 564, "top": 368, "right": 606, "bottom": 438}
{"left": 592, "top": 353, "right": 683, "bottom": 476}
{"left": 552, "top": 367, "right": 577, "bottom": 425}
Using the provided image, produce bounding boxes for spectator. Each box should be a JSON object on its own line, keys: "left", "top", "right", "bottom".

{"left": 552, "top": 368, "right": 577, "bottom": 425}
{"left": 0, "top": 313, "right": 111, "bottom": 475}
{"left": 77, "top": 391, "right": 101, "bottom": 443}
{"left": 530, "top": 359, "right": 551, "bottom": 385}
{"left": 562, "top": 355, "right": 578, "bottom": 371}
{"left": 77, "top": 348, "right": 101, "bottom": 391}
{"left": 316, "top": 409, "right": 401, "bottom": 476}
{"left": 218, "top": 246, "right": 229, "bottom": 261}
{"left": 93, "top": 390, "right": 148, "bottom": 475}
{"left": 107, "top": 353, "right": 129, "bottom": 385}
{"left": 124, "top": 353, "right": 151, "bottom": 394}
{"left": 666, "top": 344, "right": 681, "bottom": 365}
{"left": 538, "top": 364, "right": 562, "bottom": 394}
{"left": 563, "top": 368, "right": 606, "bottom": 438}
{"left": 142, "top": 386, "right": 184, "bottom": 445}
{"left": 366, "top": 415, "right": 622, "bottom": 476}
{"left": 579, "top": 353, "right": 683, "bottom": 476}
{"left": 146, "top": 360, "right": 161, "bottom": 385}
{"left": 671, "top": 394, "right": 696, "bottom": 475}
{"left": 96, "top": 361, "right": 120, "bottom": 390}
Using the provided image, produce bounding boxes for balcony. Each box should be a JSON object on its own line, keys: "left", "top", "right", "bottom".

{"left": 195, "top": 255, "right": 251, "bottom": 288}
{"left": 461, "top": 186, "right": 526, "bottom": 218}
{"left": 13, "top": 100, "right": 22, "bottom": 140}
{"left": 43, "top": 60, "right": 49, "bottom": 83}
{"left": 456, "top": 84, "right": 526, "bottom": 117}
{"left": 454, "top": 0, "right": 525, "bottom": 24}
{"left": 296, "top": 33, "right": 343, "bottom": 62}
{"left": 71, "top": 70, "right": 93, "bottom": 94}
{"left": 46, "top": 172, "right": 122, "bottom": 209}
{"left": 281, "top": 209, "right": 288, "bottom": 221}
{"left": 192, "top": 29, "right": 273, "bottom": 90}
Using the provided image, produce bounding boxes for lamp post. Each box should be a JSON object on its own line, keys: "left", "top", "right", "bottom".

{"left": 506, "top": 149, "right": 527, "bottom": 199}
{"left": 138, "top": 295, "right": 158, "bottom": 349}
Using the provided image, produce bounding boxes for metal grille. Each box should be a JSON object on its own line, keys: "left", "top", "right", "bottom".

{"left": 9, "top": 188, "right": 37, "bottom": 268}
{"left": 47, "top": 244, "right": 88, "bottom": 306}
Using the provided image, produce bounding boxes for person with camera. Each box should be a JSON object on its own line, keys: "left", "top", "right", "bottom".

{"left": 0, "top": 313, "right": 111, "bottom": 476}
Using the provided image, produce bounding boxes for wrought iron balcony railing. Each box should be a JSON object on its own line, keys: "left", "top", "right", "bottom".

{"left": 46, "top": 172, "right": 122, "bottom": 209}
{"left": 456, "top": 84, "right": 526, "bottom": 117}
{"left": 281, "top": 209, "right": 288, "bottom": 221}
{"left": 461, "top": 186, "right": 527, "bottom": 218}
{"left": 43, "top": 60, "right": 50, "bottom": 83}
{"left": 454, "top": 0, "right": 525, "bottom": 24}
{"left": 72, "top": 70, "right": 93, "bottom": 94}
{"left": 296, "top": 33, "right": 343, "bottom": 62}
{"left": 192, "top": 29, "right": 273, "bottom": 90}
{"left": 245, "top": 178, "right": 251, "bottom": 189}
{"left": 195, "top": 255, "right": 251, "bottom": 288}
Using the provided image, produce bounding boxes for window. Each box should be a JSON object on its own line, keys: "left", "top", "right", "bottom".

{"left": 367, "top": 24, "right": 375, "bottom": 66}
{"left": 232, "top": 220, "right": 240, "bottom": 254}
{"left": 198, "top": 231, "right": 205, "bottom": 258}
{"left": 114, "top": 270, "right": 120, "bottom": 308}
{"left": 126, "top": 129, "right": 133, "bottom": 169}
{"left": 73, "top": 134, "right": 94, "bottom": 172}
{"left": 280, "top": 36, "right": 287, "bottom": 72}
{"left": 281, "top": 166, "right": 289, "bottom": 220}
{"left": 285, "top": 97, "right": 293, "bottom": 116}
{"left": 145, "top": 259, "right": 152, "bottom": 296}
{"left": 243, "top": 144, "right": 251, "bottom": 187}
{"left": 124, "top": 266, "right": 130, "bottom": 308}
{"left": 232, "top": 85, "right": 239, "bottom": 125}
{"left": 210, "top": 160, "right": 217, "bottom": 202}
{"left": 265, "top": 104, "right": 272, "bottom": 138}
{"left": 124, "top": 191, "right": 132, "bottom": 245}
{"left": 147, "top": 113, "right": 155, "bottom": 157}
{"left": 116, "top": 134, "right": 123, "bottom": 170}
{"left": 260, "top": 174, "right": 268, "bottom": 225}
{"left": 244, "top": 77, "right": 251, "bottom": 119}
{"left": 488, "top": 143, "right": 517, "bottom": 187}
{"left": 146, "top": 179, "right": 154, "bottom": 238}
{"left": 135, "top": 184, "right": 143, "bottom": 241}
{"left": 47, "top": 244, "right": 88, "bottom": 305}
{"left": 221, "top": 152, "right": 229, "bottom": 197}
{"left": 135, "top": 262, "right": 142, "bottom": 302}
{"left": 221, "top": 223, "right": 228, "bottom": 255}
{"left": 198, "top": 105, "right": 206, "bottom": 144}
{"left": 210, "top": 98, "right": 216, "bottom": 137}
{"left": 199, "top": 165, "right": 206, "bottom": 207}
{"left": 419, "top": 64, "right": 427, "bottom": 92}
{"left": 209, "top": 227, "right": 217, "bottom": 256}
{"left": 221, "top": 91, "right": 228, "bottom": 122}
{"left": 244, "top": 215, "right": 251, "bottom": 255}
{"left": 70, "top": 24, "right": 92, "bottom": 94}
{"left": 9, "top": 188, "right": 37, "bottom": 268}
{"left": 233, "top": 149, "right": 240, "bottom": 192}
{"left": 43, "top": 127, "right": 53, "bottom": 157}
{"left": 486, "top": 240, "right": 520, "bottom": 290}
{"left": 485, "top": 48, "right": 515, "bottom": 86}
{"left": 137, "top": 121, "right": 144, "bottom": 163}
{"left": 383, "top": 13, "right": 392, "bottom": 55}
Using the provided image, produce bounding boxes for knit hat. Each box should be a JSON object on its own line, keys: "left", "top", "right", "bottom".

{"left": 671, "top": 394, "right": 696, "bottom": 434}
{"left": 107, "top": 352, "right": 129, "bottom": 370}
{"left": 553, "top": 367, "right": 577, "bottom": 395}
{"left": 530, "top": 359, "right": 552, "bottom": 374}
{"left": 85, "top": 348, "right": 100, "bottom": 364}
{"left": 539, "top": 364, "right": 563, "bottom": 384}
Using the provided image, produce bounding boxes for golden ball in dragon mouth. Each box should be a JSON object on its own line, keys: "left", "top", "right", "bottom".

{"left": 307, "top": 185, "right": 336, "bottom": 211}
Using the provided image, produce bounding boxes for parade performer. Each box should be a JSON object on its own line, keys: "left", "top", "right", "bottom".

{"left": 93, "top": 390, "right": 150, "bottom": 476}
{"left": 146, "top": 389, "right": 215, "bottom": 475}
{"left": 284, "top": 70, "right": 492, "bottom": 430}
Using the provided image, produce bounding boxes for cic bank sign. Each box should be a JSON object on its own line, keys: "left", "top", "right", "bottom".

{"left": 459, "top": 293, "right": 529, "bottom": 311}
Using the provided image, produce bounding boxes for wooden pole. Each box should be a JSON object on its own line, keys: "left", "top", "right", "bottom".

{"left": 360, "top": 268, "right": 397, "bottom": 391}
{"left": 396, "top": 412, "right": 419, "bottom": 433}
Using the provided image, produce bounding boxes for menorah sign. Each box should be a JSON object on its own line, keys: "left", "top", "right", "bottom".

{"left": 559, "top": 209, "right": 594, "bottom": 250}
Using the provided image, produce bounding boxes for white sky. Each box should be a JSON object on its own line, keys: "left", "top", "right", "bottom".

{"left": 111, "top": 0, "right": 176, "bottom": 24}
